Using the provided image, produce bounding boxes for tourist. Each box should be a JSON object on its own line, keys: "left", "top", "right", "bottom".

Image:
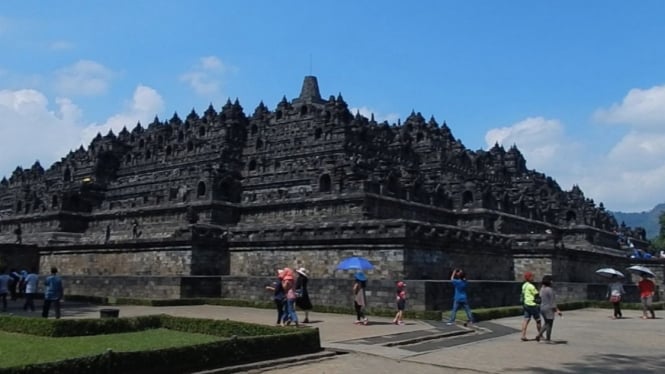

{"left": 8, "top": 268, "right": 20, "bottom": 301}
{"left": 18, "top": 269, "right": 28, "bottom": 298}
{"left": 0, "top": 268, "right": 10, "bottom": 312}
{"left": 446, "top": 269, "right": 474, "bottom": 326}
{"left": 520, "top": 271, "right": 542, "bottom": 341}
{"left": 14, "top": 224, "right": 22, "bottom": 244}
{"left": 282, "top": 268, "right": 298, "bottom": 327}
{"left": 23, "top": 268, "right": 39, "bottom": 312}
{"left": 607, "top": 275, "right": 625, "bottom": 319}
{"left": 637, "top": 275, "right": 656, "bottom": 319}
{"left": 295, "top": 267, "right": 313, "bottom": 323}
{"left": 265, "top": 269, "right": 286, "bottom": 325}
{"left": 42, "top": 267, "right": 64, "bottom": 319}
{"left": 353, "top": 272, "right": 368, "bottom": 325}
{"left": 393, "top": 281, "right": 407, "bottom": 325}
{"left": 535, "top": 275, "right": 562, "bottom": 342}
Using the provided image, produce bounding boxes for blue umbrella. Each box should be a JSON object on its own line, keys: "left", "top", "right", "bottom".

{"left": 336, "top": 256, "right": 374, "bottom": 271}
{"left": 354, "top": 272, "right": 367, "bottom": 281}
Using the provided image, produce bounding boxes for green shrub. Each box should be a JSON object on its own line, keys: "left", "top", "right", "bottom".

{"left": 0, "top": 315, "right": 321, "bottom": 374}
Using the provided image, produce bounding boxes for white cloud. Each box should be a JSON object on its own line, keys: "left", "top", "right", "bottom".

{"left": 351, "top": 106, "right": 400, "bottom": 124}
{"left": 180, "top": 56, "right": 235, "bottom": 98}
{"left": 484, "top": 116, "right": 582, "bottom": 173}
{"left": 593, "top": 84, "right": 665, "bottom": 128}
{"left": 0, "top": 85, "right": 164, "bottom": 179}
{"left": 54, "top": 60, "right": 114, "bottom": 96}
{"left": 0, "top": 89, "right": 82, "bottom": 177}
{"left": 80, "top": 85, "right": 165, "bottom": 143}
{"left": 484, "top": 86, "right": 665, "bottom": 213}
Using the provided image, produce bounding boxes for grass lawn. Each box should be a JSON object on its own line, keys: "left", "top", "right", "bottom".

{"left": 0, "top": 328, "right": 224, "bottom": 368}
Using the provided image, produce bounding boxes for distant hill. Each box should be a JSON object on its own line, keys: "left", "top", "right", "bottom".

{"left": 611, "top": 203, "right": 665, "bottom": 240}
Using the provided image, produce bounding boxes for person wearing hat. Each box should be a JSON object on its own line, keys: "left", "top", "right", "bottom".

{"left": 520, "top": 271, "right": 542, "bottom": 341}
{"left": 393, "top": 281, "right": 407, "bottom": 325}
{"left": 353, "top": 272, "right": 368, "bottom": 325}
{"left": 295, "top": 267, "right": 313, "bottom": 323}
{"left": 42, "top": 267, "right": 64, "bottom": 319}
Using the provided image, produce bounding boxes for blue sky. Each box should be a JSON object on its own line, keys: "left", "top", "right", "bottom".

{"left": 1, "top": 1, "right": 664, "bottom": 212}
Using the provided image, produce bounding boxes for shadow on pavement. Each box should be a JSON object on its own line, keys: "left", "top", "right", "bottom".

{"left": 515, "top": 353, "right": 665, "bottom": 374}
{"left": 0, "top": 301, "right": 102, "bottom": 319}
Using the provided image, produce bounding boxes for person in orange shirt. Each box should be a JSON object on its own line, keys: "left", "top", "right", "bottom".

{"left": 637, "top": 275, "right": 656, "bottom": 319}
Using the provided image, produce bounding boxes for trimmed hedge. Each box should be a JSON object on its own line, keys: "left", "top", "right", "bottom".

{"left": 0, "top": 315, "right": 321, "bottom": 374}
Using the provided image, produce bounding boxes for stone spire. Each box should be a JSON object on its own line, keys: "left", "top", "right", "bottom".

{"left": 298, "top": 75, "right": 322, "bottom": 102}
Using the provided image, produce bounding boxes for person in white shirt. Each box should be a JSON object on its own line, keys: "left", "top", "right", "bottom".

{"left": 23, "top": 268, "right": 39, "bottom": 312}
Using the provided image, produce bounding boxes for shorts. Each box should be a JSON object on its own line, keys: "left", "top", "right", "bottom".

{"left": 523, "top": 305, "right": 541, "bottom": 320}
{"left": 397, "top": 299, "right": 406, "bottom": 311}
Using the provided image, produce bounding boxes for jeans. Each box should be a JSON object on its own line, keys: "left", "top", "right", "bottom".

{"left": 285, "top": 299, "right": 298, "bottom": 324}
{"left": 450, "top": 299, "right": 474, "bottom": 323}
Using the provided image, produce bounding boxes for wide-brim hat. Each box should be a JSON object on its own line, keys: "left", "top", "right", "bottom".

{"left": 296, "top": 267, "right": 310, "bottom": 278}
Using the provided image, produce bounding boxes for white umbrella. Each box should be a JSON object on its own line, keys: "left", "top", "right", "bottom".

{"left": 595, "top": 268, "right": 625, "bottom": 278}
{"left": 627, "top": 265, "right": 656, "bottom": 278}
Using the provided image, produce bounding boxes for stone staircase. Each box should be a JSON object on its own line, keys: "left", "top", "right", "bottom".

{"left": 328, "top": 320, "right": 519, "bottom": 357}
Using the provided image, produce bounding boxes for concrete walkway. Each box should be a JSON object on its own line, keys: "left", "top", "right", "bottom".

{"left": 3, "top": 301, "right": 664, "bottom": 373}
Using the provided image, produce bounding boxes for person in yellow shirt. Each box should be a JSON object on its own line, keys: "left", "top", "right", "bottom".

{"left": 520, "top": 271, "right": 542, "bottom": 341}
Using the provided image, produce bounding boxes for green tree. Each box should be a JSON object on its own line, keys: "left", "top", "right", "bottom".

{"left": 651, "top": 211, "right": 665, "bottom": 251}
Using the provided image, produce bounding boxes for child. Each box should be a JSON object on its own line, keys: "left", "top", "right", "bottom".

{"left": 393, "top": 281, "right": 407, "bottom": 325}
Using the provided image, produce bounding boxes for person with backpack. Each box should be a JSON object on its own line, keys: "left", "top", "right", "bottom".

{"left": 520, "top": 271, "right": 542, "bottom": 341}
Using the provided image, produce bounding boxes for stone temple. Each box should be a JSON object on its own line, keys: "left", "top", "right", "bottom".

{"left": 0, "top": 76, "right": 655, "bottom": 307}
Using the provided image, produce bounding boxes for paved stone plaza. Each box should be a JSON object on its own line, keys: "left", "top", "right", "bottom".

{"left": 3, "top": 302, "right": 663, "bottom": 373}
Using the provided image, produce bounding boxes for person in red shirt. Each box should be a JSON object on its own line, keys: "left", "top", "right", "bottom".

{"left": 393, "top": 281, "right": 407, "bottom": 325}
{"left": 637, "top": 275, "right": 656, "bottom": 319}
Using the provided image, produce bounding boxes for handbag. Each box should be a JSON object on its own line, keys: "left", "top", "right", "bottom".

{"left": 534, "top": 294, "right": 542, "bottom": 305}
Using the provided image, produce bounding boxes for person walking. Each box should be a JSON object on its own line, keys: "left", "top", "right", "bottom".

{"left": 607, "top": 275, "right": 625, "bottom": 319}
{"left": 637, "top": 275, "right": 656, "bottom": 319}
{"left": 0, "top": 269, "right": 10, "bottom": 312}
{"left": 282, "top": 269, "right": 299, "bottom": 327}
{"left": 446, "top": 269, "right": 474, "bottom": 326}
{"left": 393, "top": 281, "right": 407, "bottom": 325}
{"left": 8, "top": 269, "right": 20, "bottom": 301}
{"left": 353, "top": 272, "right": 368, "bottom": 325}
{"left": 42, "top": 267, "right": 64, "bottom": 319}
{"left": 23, "top": 268, "right": 39, "bottom": 312}
{"left": 295, "top": 267, "right": 313, "bottom": 323}
{"left": 265, "top": 269, "right": 286, "bottom": 325}
{"left": 520, "top": 271, "right": 542, "bottom": 341}
{"left": 535, "top": 275, "right": 562, "bottom": 342}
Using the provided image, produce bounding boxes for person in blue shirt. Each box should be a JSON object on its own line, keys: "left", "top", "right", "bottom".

{"left": 446, "top": 268, "right": 474, "bottom": 326}
{"left": 42, "top": 267, "right": 64, "bottom": 319}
